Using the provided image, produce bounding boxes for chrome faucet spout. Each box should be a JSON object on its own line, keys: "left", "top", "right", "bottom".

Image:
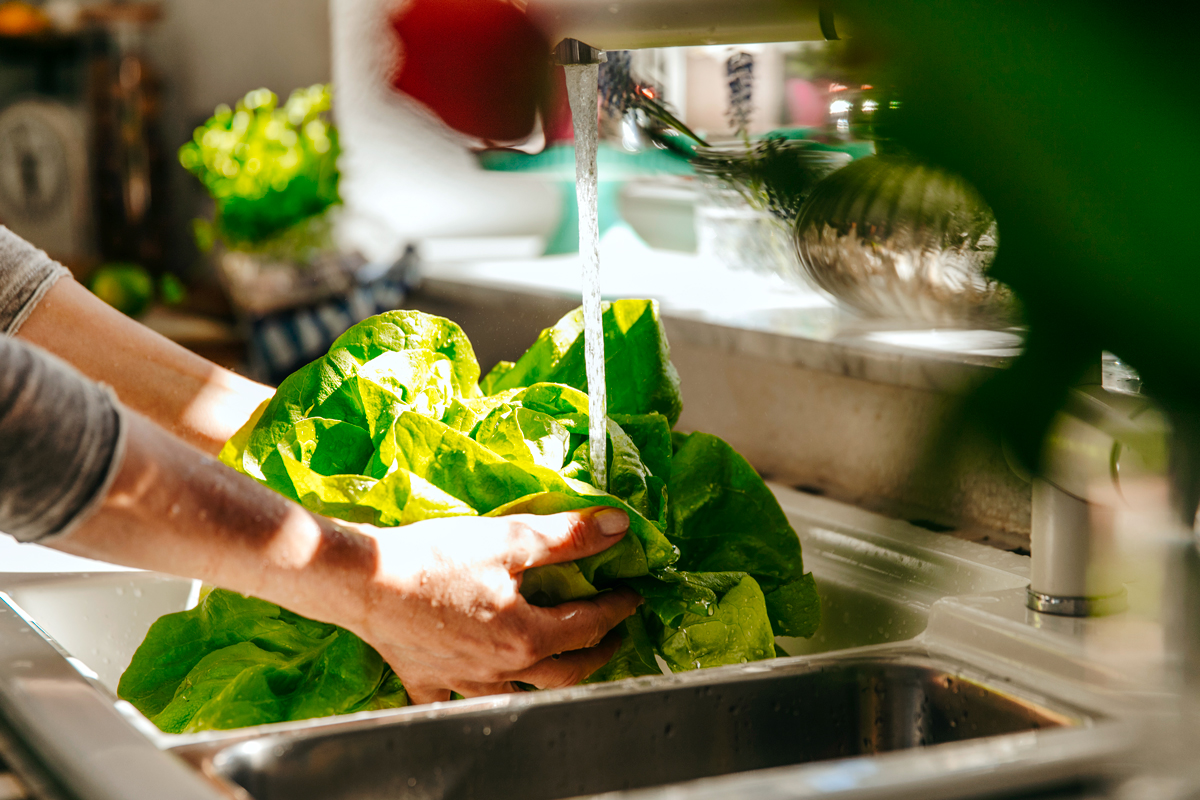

{"left": 552, "top": 38, "right": 607, "bottom": 66}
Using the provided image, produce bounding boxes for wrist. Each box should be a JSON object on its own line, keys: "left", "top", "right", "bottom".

{"left": 253, "top": 512, "right": 381, "bottom": 634}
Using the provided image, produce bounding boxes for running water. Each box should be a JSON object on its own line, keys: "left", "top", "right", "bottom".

{"left": 564, "top": 63, "right": 607, "bottom": 490}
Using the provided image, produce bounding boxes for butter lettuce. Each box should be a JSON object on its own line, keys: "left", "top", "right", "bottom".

{"left": 120, "top": 299, "right": 818, "bottom": 732}
{"left": 668, "top": 432, "right": 820, "bottom": 638}
{"left": 117, "top": 589, "right": 392, "bottom": 733}
{"left": 482, "top": 299, "right": 684, "bottom": 426}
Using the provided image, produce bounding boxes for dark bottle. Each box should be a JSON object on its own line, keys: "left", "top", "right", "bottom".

{"left": 84, "top": 2, "right": 168, "bottom": 273}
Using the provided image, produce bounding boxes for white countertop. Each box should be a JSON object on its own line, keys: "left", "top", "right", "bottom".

{"left": 419, "top": 225, "right": 1025, "bottom": 395}
{"left": 0, "top": 536, "right": 127, "bottom": 574}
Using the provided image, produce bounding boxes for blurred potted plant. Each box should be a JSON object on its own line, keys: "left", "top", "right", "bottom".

{"left": 181, "top": 84, "right": 361, "bottom": 317}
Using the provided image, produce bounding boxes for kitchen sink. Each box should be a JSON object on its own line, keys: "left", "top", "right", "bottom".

{"left": 0, "top": 488, "right": 1136, "bottom": 800}
{"left": 176, "top": 651, "right": 1087, "bottom": 800}
{"left": 0, "top": 490, "right": 1030, "bottom": 701}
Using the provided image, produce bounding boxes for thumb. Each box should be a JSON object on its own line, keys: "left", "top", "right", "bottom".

{"left": 497, "top": 508, "right": 630, "bottom": 573}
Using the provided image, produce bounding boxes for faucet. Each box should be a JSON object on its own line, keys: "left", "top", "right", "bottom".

{"left": 551, "top": 37, "right": 607, "bottom": 66}
{"left": 1022, "top": 380, "right": 1168, "bottom": 617}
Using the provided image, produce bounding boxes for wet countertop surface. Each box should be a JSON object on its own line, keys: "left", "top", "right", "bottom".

{"left": 416, "top": 227, "right": 1024, "bottom": 395}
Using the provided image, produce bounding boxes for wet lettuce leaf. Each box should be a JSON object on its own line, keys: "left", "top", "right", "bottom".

{"left": 118, "top": 589, "right": 392, "bottom": 733}
{"left": 582, "top": 614, "right": 661, "bottom": 683}
{"left": 667, "top": 432, "right": 820, "bottom": 638}
{"left": 122, "top": 300, "right": 818, "bottom": 732}
{"left": 481, "top": 299, "right": 684, "bottom": 427}
{"left": 654, "top": 573, "right": 776, "bottom": 672}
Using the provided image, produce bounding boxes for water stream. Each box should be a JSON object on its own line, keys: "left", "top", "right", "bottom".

{"left": 564, "top": 63, "right": 607, "bottom": 490}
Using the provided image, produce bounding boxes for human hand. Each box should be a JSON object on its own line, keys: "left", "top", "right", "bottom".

{"left": 47, "top": 412, "right": 639, "bottom": 707}
{"left": 346, "top": 507, "right": 642, "bottom": 705}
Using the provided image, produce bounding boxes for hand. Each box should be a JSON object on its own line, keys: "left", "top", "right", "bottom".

{"left": 51, "top": 410, "right": 638, "bottom": 706}
{"left": 348, "top": 508, "right": 642, "bottom": 704}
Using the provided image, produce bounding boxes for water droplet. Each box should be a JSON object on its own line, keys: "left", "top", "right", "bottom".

{"left": 133, "top": 588, "right": 143, "bottom": 598}
{"left": 115, "top": 586, "right": 124, "bottom": 596}
{"left": 482, "top": 727, "right": 491, "bottom": 736}
{"left": 408, "top": 777, "right": 417, "bottom": 787}
{"left": 169, "top": 504, "right": 181, "bottom": 517}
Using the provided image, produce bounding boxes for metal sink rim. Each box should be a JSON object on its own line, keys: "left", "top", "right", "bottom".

{"left": 168, "top": 645, "right": 1114, "bottom": 800}
{"left": 164, "top": 643, "right": 1086, "bottom": 751}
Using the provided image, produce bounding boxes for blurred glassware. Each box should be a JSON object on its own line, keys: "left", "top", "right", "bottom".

{"left": 791, "top": 154, "right": 1014, "bottom": 326}
{"left": 692, "top": 138, "right": 849, "bottom": 275}
{"left": 695, "top": 184, "right": 796, "bottom": 275}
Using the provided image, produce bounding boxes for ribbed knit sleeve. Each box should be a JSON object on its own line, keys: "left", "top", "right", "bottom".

{"left": 0, "top": 226, "right": 71, "bottom": 335}
{"left": 0, "top": 227, "right": 126, "bottom": 543}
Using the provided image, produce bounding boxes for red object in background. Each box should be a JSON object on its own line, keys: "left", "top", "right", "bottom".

{"left": 785, "top": 78, "right": 826, "bottom": 127}
{"left": 390, "top": 0, "right": 550, "bottom": 143}
{"left": 542, "top": 67, "right": 575, "bottom": 145}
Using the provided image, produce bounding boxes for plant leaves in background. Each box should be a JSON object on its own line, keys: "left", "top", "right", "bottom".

{"left": 180, "top": 84, "right": 341, "bottom": 251}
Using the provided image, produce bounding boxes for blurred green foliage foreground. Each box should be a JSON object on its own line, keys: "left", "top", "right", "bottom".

{"left": 837, "top": 0, "right": 1200, "bottom": 514}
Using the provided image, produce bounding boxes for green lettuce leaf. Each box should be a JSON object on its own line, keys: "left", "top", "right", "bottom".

{"left": 582, "top": 615, "right": 661, "bottom": 683}
{"left": 653, "top": 573, "right": 776, "bottom": 673}
{"left": 482, "top": 299, "right": 683, "bottom": 427}
{"left": 119, "top": 589, "right": 395, "bottom": 732}
{"left": 241, "top": 311, "right": 480, "bottom": 478}
{"left": 519, "top": 561, "right": 599, "bottom": 606}
{"left": 610, "top": 412, "right": 673, "bottom": 484}
{"left": 370, "top": 412, "right": 544, "bottom": 512}
{"left": 126, "top": 302, "right": 819, "bottom": 733}
{"left": 667, "top": 432, "right": 820, "bottom": 638}
{"left": 474, "top": 404, "right": 572, "bottom": 471}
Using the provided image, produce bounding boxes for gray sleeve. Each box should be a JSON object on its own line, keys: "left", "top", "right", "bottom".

{"left": 0, "top": 225, "right": 72, "bottom": 336}
{"left": 0, "top": 227, "right": 123, "bottom": 542}
{"left": 0, "top": 317, "right": 128, "bottom": 544}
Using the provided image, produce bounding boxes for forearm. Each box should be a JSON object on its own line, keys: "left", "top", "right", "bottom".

{"left": 50, "top": 412, "right": 375, "bottom": 630}
{"left": 17, "top": 278, "right": 273, "bottom": 455}
{"left": 45, "top": 409, "right": 641, "bottom": 706}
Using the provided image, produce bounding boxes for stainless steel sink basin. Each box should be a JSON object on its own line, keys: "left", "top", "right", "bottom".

{"left": 175, "top": 652, "right": 1087, "bottom": 800}
{"left": 1, "top": 489, "right": 1133, "bottom": 800}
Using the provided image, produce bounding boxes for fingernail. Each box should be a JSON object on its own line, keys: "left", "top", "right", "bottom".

{"left": 593, "top": 508, "right": 629, "bottom": 536}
